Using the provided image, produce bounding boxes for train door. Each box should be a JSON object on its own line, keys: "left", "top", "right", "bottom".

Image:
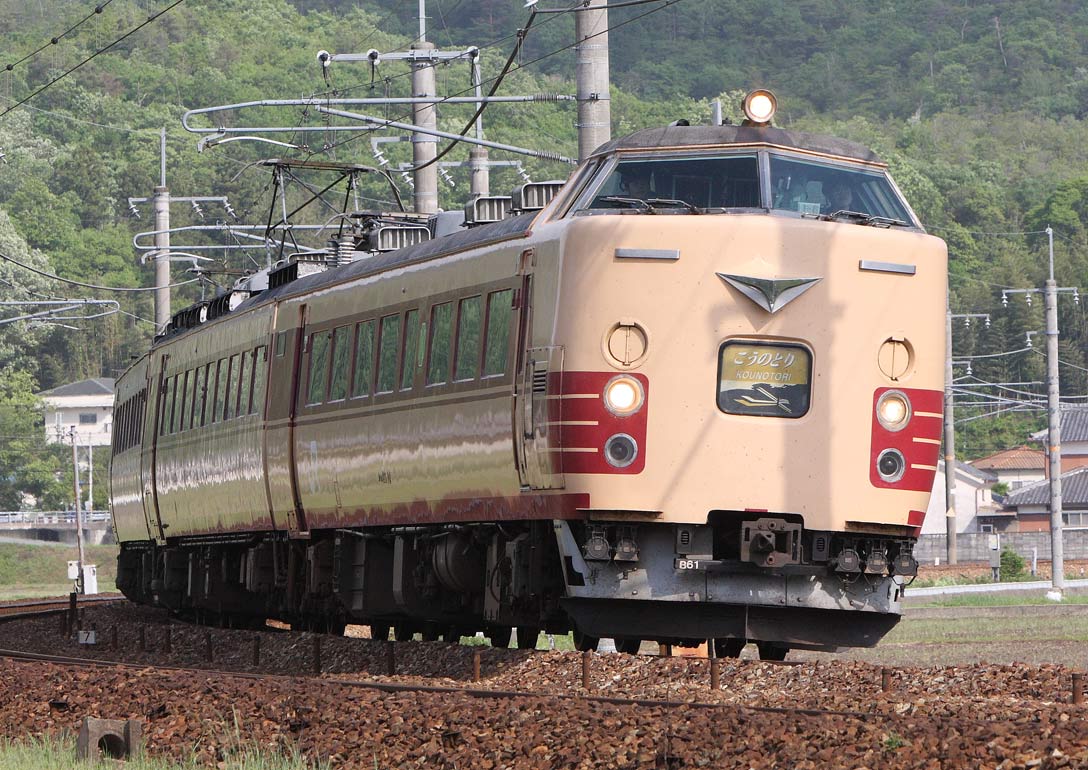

{"left": 285, "top": 304, "right": 309, "bottom": 534}
{"left": 513, "top": 257, "right": 565, "bottom": 490}
{"left": 140, "top": 354, "right": 167, "bottom": 544}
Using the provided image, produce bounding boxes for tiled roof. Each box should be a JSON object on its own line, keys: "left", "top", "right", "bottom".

{"left": 970, "top": 446, "right": 1046, "bottom": 471}
{"left": 1005, "top": 466, "right": 1088, "bottom": 507}
{"left": 38, "top": 377, "right": 115, "bottom": 398}
{"left": 1031, "top": 407, "right": 1088, "bottom": 443}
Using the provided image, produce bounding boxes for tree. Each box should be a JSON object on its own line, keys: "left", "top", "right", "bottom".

{"left": 0, "top": 367, "right": 67, "bottom": 510}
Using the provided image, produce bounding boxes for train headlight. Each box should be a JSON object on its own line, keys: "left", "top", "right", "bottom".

{"left": 876, "top": 390, "right": 911, "bottom": 432}
{"left": 604, "top": 375, "right": 644, "bottom": 417}
{"left": 742, "top": 89, "right": 777, "bottom": 125}
{"left": 876, "top": 449, "right": 906, "bottom": 483}
{"left": 605, "top": 434, "right": 639, "bottom": 468}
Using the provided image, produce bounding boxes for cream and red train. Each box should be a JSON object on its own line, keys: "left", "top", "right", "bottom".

{"left": 110, "top": 93, "right": 946, "bottom": 657}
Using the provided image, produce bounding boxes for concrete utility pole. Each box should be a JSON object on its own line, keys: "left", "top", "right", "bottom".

{"left": 575, "top": 0, "right": 612, "bottom": 162}
{"left": 1044, "top": 225, "right": 1065, "bottom": 599}
{"left": 410, "top": 40, "right": 439, "bottom": 213}
{"left": 1002, "top": 225, "right": 1077, "bottom": 599}
{"left": 944, "top": 304, "right": 958, "bottom": 565}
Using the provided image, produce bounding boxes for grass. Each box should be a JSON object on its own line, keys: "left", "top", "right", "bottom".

{"left": 0, "top": 736, "right": 324, "bottom": 770}
{"left": 0, "top": 542, "right": 118, "bottom": 599}
{"left": 916, "top": 592, "right": 1088, "bottom": 608}
{"left": 882, "top": 612, "right": 1088, "bottom": 645}
{"left": 911, "top": 573, "right": 1040, "bottom": 589}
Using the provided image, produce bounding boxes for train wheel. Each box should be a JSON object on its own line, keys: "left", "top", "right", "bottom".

{"left": 714, "top": 638, "right": 746, "bottom": 658}
{"left": 421, "top": 624, "right": 440, "bottom": 642}
{"left": 616, "top": 638, "right": 642, "bottom": 655}
{"left": 370, "top": 623, "right": 390, "bottom": 642}
{"left": 572, "top": 628, "right": 599, "bottom": 652}
{"left": 488, "top": 627, "right": 512, "bottom": 648}
{"left": 393, "top": 623, "right": 415, "bottom": 642}
{"left": 756, "top": 641, "right": 789, "bottom": 661}
{"left": 515, "top": 627, "right": 540, "bottom": 650}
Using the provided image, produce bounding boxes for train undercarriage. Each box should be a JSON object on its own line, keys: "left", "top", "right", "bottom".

{"left": 116, "top": 516, "right": 919, "bottom": 656}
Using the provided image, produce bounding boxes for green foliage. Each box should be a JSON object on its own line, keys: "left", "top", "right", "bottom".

{"left": 1000, "top": 547, "right": 1027, "bottom": 580}
{"left": 991, "top": 481, "right": 1009, "bottom": 496}
{"left": 883, "top": 732, "right": 906, "bottom": 751}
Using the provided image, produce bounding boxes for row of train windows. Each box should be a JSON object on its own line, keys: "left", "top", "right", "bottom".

{"left": 112, "top": 391, "right": 147, "bottom": 454}
{"left": 305, "top": 288, "right": 514, "bottom": 406}
{"left": 159, "top": 346, "right": 268, "bottom": 437}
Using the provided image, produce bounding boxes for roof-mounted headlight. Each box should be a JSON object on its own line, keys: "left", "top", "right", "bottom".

{"left": 742, "top": 89, "right": 777, "bottom": 126}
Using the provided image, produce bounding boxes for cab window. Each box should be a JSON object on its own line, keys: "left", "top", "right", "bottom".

{"left": 579, "top": 155, "right": 760, "bottom": 212}
{"left": 768, "top": 155, "right": 913, "bottom": 223}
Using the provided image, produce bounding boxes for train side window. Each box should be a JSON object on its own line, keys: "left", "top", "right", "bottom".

{"left": 192, "top": 364, "right": 206, "bottom": 428}
{"left": 307, "top": 331, "right": 331, "bottom": 405}
{"left": 275, "top": 331, "right": 288, "bottom": 357}
{"left": 483, "top": 289, "right": 513, "bottom": 377}
{"left": 159, "top": 377, "right": 173, "bottom": 436}
{"left": 213, "top": 358, "right": 228, "bottom": 423}
{"left": 454, "top": 296, "right": 482, "bottom": 381}
{"left": 427, "top": 302, "right": 453, "bottom": 386}
{"left": 376, "top": 314, "right": 401, "bottom": 394}
{"left": 252, "top": 346, "right": 267, "bottom": 414}
{"left": 238, "top": 349, "right": 252, "bottom": 416}
{"left": 178, "top": 370, "right": 191, "bottom": 432}
{"left": 173, "top": 374, "right": 185, "bottom": 434}
{"left": 329, "top": 325, "right": 351, "bottom": 402}
{"left": 351, "top": 321, "right": 375, "bottom": 398}
{"left": 225, "top": 353, "right": 241, "bottom": 419}
{"left": 400, "top": 309, "right": 420, "bottom": 391}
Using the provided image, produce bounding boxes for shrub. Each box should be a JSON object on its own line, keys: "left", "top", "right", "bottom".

{"left": 1000, "top": 547, "right": 1025, "bottom": 580}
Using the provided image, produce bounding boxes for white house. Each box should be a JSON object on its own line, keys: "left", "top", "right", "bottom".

{"left": 923, "top": 459, "right": 999, "bottom": 535}
{"left": 969, "top": 445, "right": 1046, "bottom": 490}
{"left": 38, "top": 378, "right": 115, "bottom": 446}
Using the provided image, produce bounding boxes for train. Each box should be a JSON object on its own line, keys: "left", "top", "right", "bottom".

{"left": 109, "top": 91, "right": 947, "bottom": 658}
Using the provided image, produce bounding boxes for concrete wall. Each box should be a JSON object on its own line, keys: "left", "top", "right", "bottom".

{"left": 916, "top": 530, "right": 1088, "bottom": 563}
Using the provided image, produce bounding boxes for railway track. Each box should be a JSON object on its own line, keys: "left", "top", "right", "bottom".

{"left": 0, "top": 644, "right": 884, "bottom": 722}
{"left": 0, "top": 594, "right": 123, "bottom": 619}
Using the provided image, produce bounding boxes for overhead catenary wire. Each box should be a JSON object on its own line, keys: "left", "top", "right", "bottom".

{"left": 0, "top": 250, "right": 198, "bottom": 293}
{"left": 3, "top": 0, "right": 114, "bottom": 74}
{"left": 0, "top": 0, "right": 186, "bottom": 120}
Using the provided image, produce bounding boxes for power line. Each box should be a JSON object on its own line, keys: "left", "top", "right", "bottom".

{"left": 0, "top": 0, "right": 186, "bottom": 120}
{"left": 3, "top": 0, "right": 114, "bottom": 74}
{"left": 0, "top": 250, "right": 198, "bottom": 293}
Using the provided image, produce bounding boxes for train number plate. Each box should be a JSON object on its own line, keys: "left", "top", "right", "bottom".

{"left": 674, "top": 558, "right": 702, "bottom": 570}
{"left": 717, "top": 342, "right": 812, "bottom": 418}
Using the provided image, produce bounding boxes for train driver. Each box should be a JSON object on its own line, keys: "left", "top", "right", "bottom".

{"left": 823, "top": 180, "right": 855, "bottom": 214}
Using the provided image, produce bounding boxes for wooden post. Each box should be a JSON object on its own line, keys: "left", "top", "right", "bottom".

{"left": 67, "top": 592, "right": 77, "bottom": 637}
{"left": 581, "top": 650, "right": 592, "bottom": 690}
{"left": 1074, "top": 672, "right": 1084, "bottom": 705}
{"left": 312, "top": 635, "right": 322, "bottom": 676}
{"left": 881, "top": 668, "right": 891, "bottom": 693}
{"left": 472, "top": 649, "right": 481, "bottom": 682}
{"left": 710, "top": 657, "right": 721, "bottom": 691}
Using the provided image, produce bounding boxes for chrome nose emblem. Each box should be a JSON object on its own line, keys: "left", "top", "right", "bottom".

{"left": 716, "top": 273, "right": 821, "bottom": 313}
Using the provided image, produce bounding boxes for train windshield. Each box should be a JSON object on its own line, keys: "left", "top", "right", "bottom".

{"left": 769, "top": 155, "right": 914, "bottom": 225}
{"left": 579, "top": 155, "right": 761, "bottom": 213}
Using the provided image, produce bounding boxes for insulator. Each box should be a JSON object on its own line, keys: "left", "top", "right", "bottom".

{"left": 1001, "top": 292, "right": 1008, "bottom": 307}
{"left": 191, "top": 201, "right": 205, "bottom": 219}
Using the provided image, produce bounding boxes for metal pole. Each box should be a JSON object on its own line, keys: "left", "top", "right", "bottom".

{"left": 575, "top": 0, "right": 611, "bottom": 162}
{"left": 86, "top": 441, "right": 92, "bottom": 514}
{"left": 410, "top": 42, "right": 439, "bottom": 213}
{"left": 153, "top": 185, "right": 171, "bottom": 331}
{"left": 1045, "top": 224, "right": 1065, "bottom": 598}
{"left": 944, "top": 304, "right": 957, "bottom": 564}
{"left": 70, "top": 430, "right": 85, "bottom": 593}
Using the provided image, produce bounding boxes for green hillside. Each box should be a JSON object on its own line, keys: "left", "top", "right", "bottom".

{"left": 2, "top": 0, "right": 1087, "bottom": 467}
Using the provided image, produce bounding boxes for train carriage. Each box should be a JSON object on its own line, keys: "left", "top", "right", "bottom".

{"left": 111, "top": 93, "right": 946, "bottom": 656}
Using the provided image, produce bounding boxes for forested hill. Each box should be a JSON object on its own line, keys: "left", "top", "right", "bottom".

{"left": 1, "top": 0, "right": 1088, "bottom": 472}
